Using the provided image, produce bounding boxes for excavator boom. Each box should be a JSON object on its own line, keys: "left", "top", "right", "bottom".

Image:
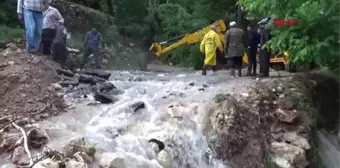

{"left": 150, "top": 20, "right": 227, "bottom": 57}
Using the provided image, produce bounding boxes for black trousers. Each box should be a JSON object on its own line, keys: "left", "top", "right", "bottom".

{"left": 247, "top": 48, "right": 257, "bottom": 74}
{"left": 259, "top": 50, "right": 270, "bottom": 76}
{"left": 52, "top": 42, "right": 68, "bottom": 68}
{"left": 83, "top": 45, "right": 101, "bottom": 69}
{"left": 41, "top": 28, "right": 56, "bottom": 55}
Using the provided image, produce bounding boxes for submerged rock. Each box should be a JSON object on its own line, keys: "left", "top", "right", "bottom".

{"left": 94, "top": 91, "right": 118, "bottom": 104}
{"left": 130, "top": 101, "right": 145, "bottom": 113}
{"left": 270, "top": 141, "right": 308, "bottom": 168}
{"left": 32, "top": 158, "right": 59, "bottom": 168}
{"left": 61, "top": 137, "right": 96, "bottom": 159}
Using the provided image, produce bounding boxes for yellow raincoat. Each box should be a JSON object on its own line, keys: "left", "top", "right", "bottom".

{"left": 200, "top": 30, "right": 223, "bottom": 66}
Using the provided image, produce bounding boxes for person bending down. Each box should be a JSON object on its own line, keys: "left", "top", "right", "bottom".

{"left": 51, "top": 23, "right": 68, "bottom": 69}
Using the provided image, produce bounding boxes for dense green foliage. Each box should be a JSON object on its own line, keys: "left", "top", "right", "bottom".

{"left": 1, "top": 0, "right": 339, "bottom": 71}
{"left": 239, "top": 0, "right": 339, "bottom": 72}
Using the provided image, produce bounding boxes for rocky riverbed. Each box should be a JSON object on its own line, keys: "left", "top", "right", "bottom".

{"left": 0, "top": 44, "right": 337, "bottom": 168}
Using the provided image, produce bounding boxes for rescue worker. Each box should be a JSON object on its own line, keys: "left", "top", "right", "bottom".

{"left": 82, "top": 28, "right": 102, "bottom": 69}
{"left": 258, "top": 17, "right": 271, "bottom": 77}
{"left": 246, "top": 24, "right": 260, "bottom": 76}
{"left": 51, "top": 22, "right": 68, "bottom": 69}
{"left": 224, "top": 21, "right": 246, "bottom": 77}
{"left": 199, "top": 24, "right": 223, "bottom": 75}
{"left": 41, "top": 5, "right": 64, "bottom": 55}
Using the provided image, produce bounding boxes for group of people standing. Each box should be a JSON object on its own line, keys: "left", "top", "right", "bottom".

{"left": 200, "top": 19, "right": 272, "bottom": 77}
{"left": 16, "top": 0, "right": 102, "bottom": 69}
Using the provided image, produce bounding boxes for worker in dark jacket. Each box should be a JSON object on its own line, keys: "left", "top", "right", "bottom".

{"left": 258, "top": 17, "right": 271, "bottom": 77}
{"left": 51, "top": 22, "right": 68, "bottom": 69}
{"left": 224, "top": 21, "right": 246, "bottom": 77}
{"left": 82, "top": 28, "right": 102, "bottom": 69}
{"left": 246, "top": 25, "right": 260, "bottom": 76}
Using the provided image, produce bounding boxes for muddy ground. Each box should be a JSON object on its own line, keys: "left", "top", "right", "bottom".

{"left": 0, "top": 44, "right": 67, "bottom": 122}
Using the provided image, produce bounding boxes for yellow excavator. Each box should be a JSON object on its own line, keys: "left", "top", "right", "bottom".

{"left": 140, "top": 20, "right": 290, "bottom": 71}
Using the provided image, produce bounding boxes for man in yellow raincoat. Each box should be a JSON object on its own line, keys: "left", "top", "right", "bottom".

{"left": 200, "top": 24, "right": 223, "bottom": 75}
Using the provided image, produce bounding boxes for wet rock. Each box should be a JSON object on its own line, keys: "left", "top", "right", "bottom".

{"left": 130, "top": 101, "right": 145, "bottom": 113}
{"left": 256, "top": 83, "right": 273, "bottom": 100}
{"left": 282, "top": 132, "right": 311, "bottom": 150}
{"left": 78, "top": 73, "right": 106, "bottom": 85}
{"left": 56, "top": 68, "right": 75, "bottom": 77}
{"left": 27, "top": 127, "right": 49, "bottom": 149}
{"left": 11, "top": 146, "right": 24, "bottom": 163}
{"left": 59, "top": 80, "right": 79, "bottom": 87}
{"left": 203, "top": 94, "right": 239, "bottom": 160}
{"left": 156, "top": 150, "right": 172, "bottom": 168}
{"left": 278, "top": 97, "right": 296, "bottom": 110}
{"left": 80, "top": 69, "right": 111, "bottom": 80}
{"left": 99, "top": 153, "right": 125, "bottom": 168}
{"left": 275, "top": 108, "right": 299, "bottom": 124}
{"left": 270, "top": 141, "right": 308, "bottom": 168}
{"left": 148, "top": 138, "right": 165, "bottom": 151}
{"left": 96, "top": 82, "right": 116, "bottom": 92}
{"left": 65, "top": 159, "right": 89, "bottom": 168}
{"left": 32, "top": 158, "right": 60, "bottom": 168}
{"left": 73, "top": 151, "right": 93, "bottom": 165}
{"left": 94, "top": 91, "right": 118, "bottom": 104}
{"left": 61, "top": 137, "right": 96, "bottom": 159}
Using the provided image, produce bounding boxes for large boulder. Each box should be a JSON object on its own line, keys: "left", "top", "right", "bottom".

{"left": 203, "top": 94, "right": 240, "bottom": 160}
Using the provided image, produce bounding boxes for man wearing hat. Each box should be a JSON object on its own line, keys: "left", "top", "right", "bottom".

{"left": 224, "top": 21, "right": 246, "bottom": 77}
{"left": 258, "top": 17, "right": 271, "bottom": 77}
{"left": 199, "top": 23, "right": 224, "bottom": 75}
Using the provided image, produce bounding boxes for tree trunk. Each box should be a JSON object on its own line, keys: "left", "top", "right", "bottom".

{"left": 106, "top": 0, "right": 114, "bottom": 16}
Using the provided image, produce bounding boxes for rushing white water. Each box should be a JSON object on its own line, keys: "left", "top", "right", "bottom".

{"left": 40, "top": 70, "right": 251, "bottom": 168}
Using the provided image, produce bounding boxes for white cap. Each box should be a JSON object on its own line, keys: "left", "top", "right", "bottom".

{"left": 229, "top": 21, "right": 236, "bottom": 26}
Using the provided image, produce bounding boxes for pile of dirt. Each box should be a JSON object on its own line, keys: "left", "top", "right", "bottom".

{"left": 0, "top": 43, "right": 67, "bottom": 122}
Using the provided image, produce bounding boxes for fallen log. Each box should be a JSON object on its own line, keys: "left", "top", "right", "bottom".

{"left": 80, "top": 69, "right": 111, "bottom": 80}
{"left": 55, "top": 68, "right": 75, "bottom": 77}
{"left": 94, "top": 91, "right": 118, "bottom": 104}
{"left": 59, "top": 80, "right": 79, "bottom": 87}
{"left": 78, "top": 74, "right": 106, "bottom": 85}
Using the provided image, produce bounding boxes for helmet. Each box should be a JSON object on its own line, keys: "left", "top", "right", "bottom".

{"left": 258, "top": 17, "right": 271, "bottom": 25}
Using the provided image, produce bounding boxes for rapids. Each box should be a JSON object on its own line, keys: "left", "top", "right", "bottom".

{"left": 39, "top": 69, "right": 250, "bottom": 168}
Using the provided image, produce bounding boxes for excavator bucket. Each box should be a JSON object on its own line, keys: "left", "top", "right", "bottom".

{"left": 138, "top": 51, "right": 157, "bottom": 71}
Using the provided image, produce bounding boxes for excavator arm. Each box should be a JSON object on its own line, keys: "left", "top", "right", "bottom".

{"left": 150, "top": 20, "right": 227, "bottom": 57}
{"left": 139, "top": 20, "right": 249, "bottom": 71}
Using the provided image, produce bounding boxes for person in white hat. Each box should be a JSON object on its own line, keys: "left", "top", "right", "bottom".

{"left": 224, "top": 21, "right": 246, "bottom": 77}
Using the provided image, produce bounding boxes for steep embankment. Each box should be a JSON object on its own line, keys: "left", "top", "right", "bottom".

{"left": 51, "top": 0, "right": 114, "bottom": 33}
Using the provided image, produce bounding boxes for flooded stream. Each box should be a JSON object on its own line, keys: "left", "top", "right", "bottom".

{"left": 39, "top": 70, "right": 251, "bottom": 168}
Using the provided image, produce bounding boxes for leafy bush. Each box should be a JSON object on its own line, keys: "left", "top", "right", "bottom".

{"left": 239, "top": 0, "right": 339, "bottom": 72}
{"left": 0, "top": 26, "right": 24, "bottom": 43}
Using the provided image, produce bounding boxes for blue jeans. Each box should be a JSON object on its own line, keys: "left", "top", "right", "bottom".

{"left": 23, "top": 9, "right": 43, "bottom": 51}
